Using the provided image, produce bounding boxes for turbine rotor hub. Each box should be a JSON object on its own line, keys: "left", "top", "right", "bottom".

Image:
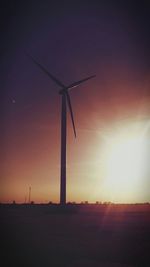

{"left": 59, "top": 89, "right": 67, "bottom": 95}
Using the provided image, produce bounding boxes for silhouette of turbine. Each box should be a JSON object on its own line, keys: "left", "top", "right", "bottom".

{"left": 28, "top": 54, "right": 96, "bottom": 205}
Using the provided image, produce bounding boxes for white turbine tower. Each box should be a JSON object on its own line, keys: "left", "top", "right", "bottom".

{"left": 28, "top": 54, "right": 96, "bottom": 205}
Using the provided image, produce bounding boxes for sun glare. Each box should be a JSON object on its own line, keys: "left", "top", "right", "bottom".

{"left": 100, "top": 120, "right": 149, "bottom": 202}
{"left": 106, "top": 136, "right": 145, "bottom": 184}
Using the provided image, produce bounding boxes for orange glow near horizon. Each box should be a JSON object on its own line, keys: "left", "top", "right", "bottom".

{"left": 1, "top": 75, "right": 150, "bottom": 204}
{"left": 1, "top": 112, "right": 150, "bottom": 204}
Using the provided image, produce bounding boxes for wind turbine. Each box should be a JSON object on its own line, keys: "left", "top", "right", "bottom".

{"left": 28, "top": 54, "right": 96, "bottom": 205}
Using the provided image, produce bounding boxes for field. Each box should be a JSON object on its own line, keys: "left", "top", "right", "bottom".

{"left": 1, "top": 204, "right": 150, "bottom": 267}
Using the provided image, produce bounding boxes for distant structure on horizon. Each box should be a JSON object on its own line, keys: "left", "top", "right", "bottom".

{"left": 28, "top": 186, "right": 31, "bottom": 204}
{"left": 28, "top": 54, "right": 96, "bottom": 205}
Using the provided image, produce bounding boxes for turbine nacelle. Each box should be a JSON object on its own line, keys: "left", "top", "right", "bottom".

{"left": 59, "top": 89, "right": 67, "bottom": 95}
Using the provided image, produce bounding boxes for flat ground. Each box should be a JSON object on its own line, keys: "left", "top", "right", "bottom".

{"left": 0, "top": 204, "right": 150, "bottom": 267}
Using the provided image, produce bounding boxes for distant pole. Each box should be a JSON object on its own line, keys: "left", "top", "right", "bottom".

{"left": 28, "top": 186, "right": 31, "bottom": 204}
{"left": 60, "top": 93, "right": 67, "bottom": 205}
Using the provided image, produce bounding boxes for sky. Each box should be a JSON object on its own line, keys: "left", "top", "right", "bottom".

{"left": 1, "top": 0, "right": 150, "bottom": 203}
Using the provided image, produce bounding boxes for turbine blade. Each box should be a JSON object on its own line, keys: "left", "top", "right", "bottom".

{"left": 66, "top": 91, "right": 76, "bottom": 138}
{"left": 27, "top": 54, "right": 65, "bottom": 88}
{"left": 67, "top": 75, "right": 96, "bottom": 90}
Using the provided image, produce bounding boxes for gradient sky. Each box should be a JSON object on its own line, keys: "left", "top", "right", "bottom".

{"left": 1, "top": 1, "right": 150, "bottom": 203}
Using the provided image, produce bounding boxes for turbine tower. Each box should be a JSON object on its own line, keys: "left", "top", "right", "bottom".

{"left": 28, "top": 54, "right": 96, "bottom": 205}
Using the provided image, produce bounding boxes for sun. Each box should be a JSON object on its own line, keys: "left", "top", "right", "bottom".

{"left": 100, "top": 120, "right": 149, "bottom": 202}
{"left": 105, "top": 136, "right": 146, "bottom": 186}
